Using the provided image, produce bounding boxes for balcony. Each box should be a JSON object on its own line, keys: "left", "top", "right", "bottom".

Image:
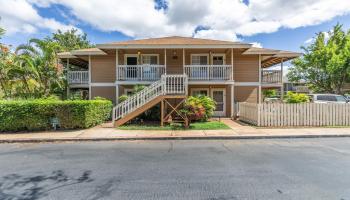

{"left": 184, "top": 65, "right": 232, "bottom": 81}
{"left": 262, "top": 70, "right": 282, "bottom": 84}
{"left": 116, "top": 65, "right": 165, "bottom": 81}
{"left": 67, "top": 71, "right": 89, "bottom": 84}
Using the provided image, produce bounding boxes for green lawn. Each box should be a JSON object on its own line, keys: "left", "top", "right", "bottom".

{"left": 118, "top": 121, "right": 231, "bottom": 130}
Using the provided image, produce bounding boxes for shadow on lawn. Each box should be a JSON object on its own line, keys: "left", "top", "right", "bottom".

{"left": 0, "top": 170, "right": 93, "bottom": 200}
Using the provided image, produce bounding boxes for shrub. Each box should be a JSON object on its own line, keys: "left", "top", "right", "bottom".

{"left": 182, "top": 95, "right": 216, "bottom": 122}
{"left": 0, "top": 99, "right": 113, "bottom": 132}
{"left": 118, "top": 95, "right": 128, "bottom": 102}
{"left": 263, "top": 89, "right": 278, "bottom": 98}
{"left": 284, "top": 91, "right": 309, "bottom": 103}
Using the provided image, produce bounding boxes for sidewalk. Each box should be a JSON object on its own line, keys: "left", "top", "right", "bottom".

{"left": 1, "top": 120, "right": 350, "bottom": 143}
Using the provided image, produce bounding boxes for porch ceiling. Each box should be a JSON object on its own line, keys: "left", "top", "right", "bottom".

{"left": 243, "top": 47, "right": 302, "bottom": 68}
{"left": 60, "top": 58, "right": 88, "bottom": 68}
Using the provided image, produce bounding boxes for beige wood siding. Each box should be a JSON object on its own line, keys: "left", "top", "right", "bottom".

{"left": 91, "top": 50, "right": 116, "bottom": 82}
{"left": 234, "top": 86, "right": 258, "bottom": 103}
{"left": 91, "top": 86, "right": 116, "bottom": 104}
{"left": 118, "top": 85, "right": 135, "bottom": 96}
{"left": 118, "top": 49, "right": 165, "bottom": 65}
{"left": 116, "top": 48, "right": 232, "bottom": 75}
{"left": 166, "top": 49, "right": 183, "bottom": 74}
{"left": 233, "top": 50, "right": 259, "bottom": 82}
{"left": 185, "top": 49, "right": 231, "bottom": 65}
{"left": 188, "top": 85, "right": 232, "bottom": 117}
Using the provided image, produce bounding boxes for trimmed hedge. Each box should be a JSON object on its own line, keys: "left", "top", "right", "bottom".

{"left": 0, "top": 99, "right": 113, "bottom": 132}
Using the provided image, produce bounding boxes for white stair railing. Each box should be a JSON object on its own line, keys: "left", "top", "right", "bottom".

{"left": 113, "top": 74, "right": 188, "bottom": 121}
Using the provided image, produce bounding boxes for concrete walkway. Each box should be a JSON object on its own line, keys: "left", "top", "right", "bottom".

{"left": 1, "top": 120, "right": 350, "bottom": 143}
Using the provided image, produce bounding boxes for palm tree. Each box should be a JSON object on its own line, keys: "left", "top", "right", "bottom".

{"left": 15, "top": 38, "right": 63, "bottom": 97}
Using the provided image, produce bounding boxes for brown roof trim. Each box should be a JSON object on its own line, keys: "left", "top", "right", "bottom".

{"left": 57, "top": 52, "right": 77, "bottom": 59}
{"left": 243, "top": 47, "right": 302, "bottom": 68}
{"left": 58, "top": 48, "right": 107, "bottom": 58}
{"left": 71, "top": 48, "right": 107, "bottom": 55}
{"left": 242, "top": 47, "right": 280, "bottom": 55}
{"left": 96, "top": 36, "right": 252, "bottom": 49}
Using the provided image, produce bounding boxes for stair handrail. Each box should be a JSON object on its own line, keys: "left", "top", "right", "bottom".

{"left": 112, "top": 74, "right": 188, "bottom": 122}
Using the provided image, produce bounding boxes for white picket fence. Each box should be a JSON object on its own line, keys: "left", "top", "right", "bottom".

{"left": 238, "top": 103, "right": 350, "bottom": 127}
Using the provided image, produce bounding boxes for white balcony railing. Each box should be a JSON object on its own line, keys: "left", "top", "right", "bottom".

{"left": 184, "top": 65, "right": 232, "bottom": 80}
{"left": 262, "top": 70, "right": 282, "bottom": 84}
{"left": 67, "top": 71, "right": 89, "bottom": 84}
{"left": 117, "top": 65, "right": 165, "bottom": 81}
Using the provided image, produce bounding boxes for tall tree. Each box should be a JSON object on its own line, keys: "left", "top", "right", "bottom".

{"left": 50, "top": 29, "right": 94, "bottom": 52}
{"left": 288, "top": 24, "right": 350, "bottom": 94}
{"left": 0, "top": 26, "right": 4, "bottom": 40}
{"left": 15, "top": 38, "right": 63, "bottom": 97}
{"left": 0, "top": 26, "right": 12, "bottom": 98}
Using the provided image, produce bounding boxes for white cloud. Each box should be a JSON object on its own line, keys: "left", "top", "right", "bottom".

{"left": 0, "top": 0, "right": 79, "bottom": 35}
{"left": 304, "top": 38, "right": 314, "bottom": 44}
{"left": 194, "top": 29, "right": 238, "bottom": 41}
{"left": 2, "top": 0, "right": 350, "bottom": 42}
{"left": 251, "top": 42, "right": 263, "bottom": 48}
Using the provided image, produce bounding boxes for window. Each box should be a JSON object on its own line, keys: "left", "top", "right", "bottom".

{"left": 317, "top": 95, "right": 336, "bottom": 101}
{"left": 142, "top": 55, "right": 158, "bottom": 65}
{"left": 191, "top": 89, "right": 209, "bottom": 96}
{"left": 191, "top": 55, "right": 208, "bottom": 65}
{"left": 212, "top": 55, "right": 225, "bottom": 65}
{"left": 124, "top": 89, "right": 134, "bottom": 96}
{"left": 125, "top": 55, "right": 138, "bottom": 65}
{"left": 335, "top": 96, "right": 347, "bottom": 102}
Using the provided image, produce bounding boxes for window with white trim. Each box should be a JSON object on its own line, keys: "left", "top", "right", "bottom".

{"left": 212, "top": 55, "right": 225, "bottom": 65}
{"left": 124, "top": 89, "right": 134, "bottom": 96}
{"left": 191, "top": 88, "right": 209, "bottom": 96}
{"left": 142, "top": 55, "right": 158, "bottom": 65}
{"left": 191, "top": 55, "right": 208, "bottom": 65}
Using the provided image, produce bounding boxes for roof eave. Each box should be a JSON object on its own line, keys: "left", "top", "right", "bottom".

{"left": 274, "top": 53, "right": 303, "bottom": 58}
{"left": 70, "top": 50, "right": 107, "bottom": 56}
{"left": 57, "top": 52, "right": 77, "bottom": 59}
{"left": 96, "top": 44, "right": 252, "bottom": 49}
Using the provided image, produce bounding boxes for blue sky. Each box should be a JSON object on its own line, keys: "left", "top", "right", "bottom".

{"left": 1, "top": 0, "right": 350, "bottom": 52}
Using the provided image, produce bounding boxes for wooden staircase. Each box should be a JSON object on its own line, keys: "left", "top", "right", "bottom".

{"left": 113, "top": 74, "right": 188, "bottom": 127}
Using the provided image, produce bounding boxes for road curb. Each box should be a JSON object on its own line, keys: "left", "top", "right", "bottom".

{"left": 1, "top": 134, "right": 350, "bottom": 143}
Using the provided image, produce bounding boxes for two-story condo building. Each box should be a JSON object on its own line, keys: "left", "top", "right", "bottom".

{"left": 58, "top": 36, "right": 301, "bottom": 125}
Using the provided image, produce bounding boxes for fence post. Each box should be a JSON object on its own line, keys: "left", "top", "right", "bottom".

{"left": 257, "top": 103, "right": 260, "bottom": 126}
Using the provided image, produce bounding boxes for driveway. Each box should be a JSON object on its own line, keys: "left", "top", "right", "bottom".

{"left": 0, "top": 139, "right": 350, "bottom": 199}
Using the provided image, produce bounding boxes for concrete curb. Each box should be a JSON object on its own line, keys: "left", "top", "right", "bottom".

{"left": 1, "top": 134, "right": 350, "bottom": 143}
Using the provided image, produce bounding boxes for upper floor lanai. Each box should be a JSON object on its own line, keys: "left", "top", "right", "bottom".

{"left": 58, "top": 36, "right": 301, "bottom": 87}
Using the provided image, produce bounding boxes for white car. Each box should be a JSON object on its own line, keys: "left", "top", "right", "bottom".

{"left": 309, "top": 94, "right": 349, "bottom": 104}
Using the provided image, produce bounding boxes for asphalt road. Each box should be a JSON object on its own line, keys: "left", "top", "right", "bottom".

{"left": 0, "top": 139, "right": 350, "bottom": 200}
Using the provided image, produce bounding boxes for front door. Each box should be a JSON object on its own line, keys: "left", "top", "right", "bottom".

{"left": 211, "top": 54, "right": 225, "bottom": 79}
{"left": 126, "top": 56, "right": 138, "bottom": 79}
{"left": 211, "top": 88, "right": 226, "bottom": 116}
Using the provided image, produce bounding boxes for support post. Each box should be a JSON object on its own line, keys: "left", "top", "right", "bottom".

{"left": 164, "top": 49, "right": 167, "bottom": 75}
{"left": 231, "top": 48, "right": 234, "bottom": 80}
{"left": 183, "top": 48, "right": 185, "bottom": 74}
{"left": 66, "top": 58, "right": 70, "bottom": 98}
{"left": 88, "top": 55, "right": 92, "bottom": 100}
{"left": 116, "top": 49, "right": 119, "bottom": 103}
{"left": 161, "top": 99, "right": 164, "bottom": 127}
{"left": 280, "top": 59, "right": 284, "bottom": 100}
{"left": 231, "top": 84, "right": 234, "bottom": 118}
{"left": 258, "top": 54, "right": 262, "bottom": 103}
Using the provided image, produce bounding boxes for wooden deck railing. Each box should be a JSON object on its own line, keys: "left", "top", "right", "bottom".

{"left": 261, "top": 70, "right": 282, "bottom": 83}
{"left": 184, "top": 65, "right": 232, "bottom": 81}
{"left": 67, "top": 71, "right": 89, "bottom": 84}
{"left": 117, "top": 65, "right": 165, "bottom": 81}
